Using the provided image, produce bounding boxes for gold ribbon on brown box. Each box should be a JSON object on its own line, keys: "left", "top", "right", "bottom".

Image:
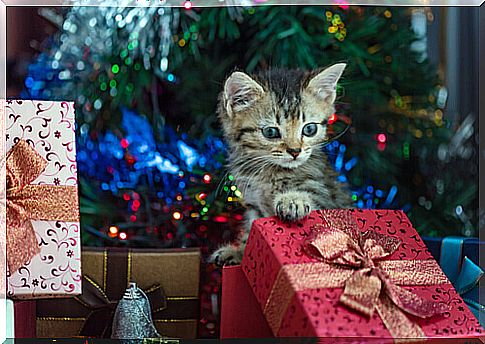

{"left": 36, "top": 248, "right": 200, "bottom": 338}
{"left": 6, "top": 139, "right": 79, "bottom": 272}
{"left": 264, "top": 209, "right": 451, "bottom": 339}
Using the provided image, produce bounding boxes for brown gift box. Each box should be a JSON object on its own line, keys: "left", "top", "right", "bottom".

{"left": 36, "top": 247, "right": 201, "bottom": 339}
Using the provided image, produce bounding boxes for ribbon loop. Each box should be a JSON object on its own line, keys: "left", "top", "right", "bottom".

{"left": 6, "top": 139, "right": 79, "bottom": 272}
{"left": 340, "top": 269, "right": 381, "bottom": 317}
{"left": 6, "top": 139, "right": 47, "bottom": 192}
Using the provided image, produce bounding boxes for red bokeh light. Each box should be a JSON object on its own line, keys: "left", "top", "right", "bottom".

{"left": 203, "top": 173, "right": 212, "bottom": 184}
{"left": 120, "top": 138, "right": 129, "bottom": 148}
{"left": 377, "top": 133, "right": 387, "bottom": 143}
{"left": 213, "top": 215, "right": 229, "bottom": 223}
{"left": 377, "top": 143, "right": 386, "bottom": 152}
{"left": 328, "top": 113, "right": 338, "bottom": 125}
{"left": 234, "top": 214, "right": 244, "bottom": 221}
{"left": 131, "top": 199, "right": 141, "bottom": 211}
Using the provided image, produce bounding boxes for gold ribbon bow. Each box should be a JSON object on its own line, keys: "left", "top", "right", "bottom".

{"left": 6, "top": 139, "right": 79, "bottom": 272}
{"left": 264, "top": 210, "right": 450, "bottom": 339}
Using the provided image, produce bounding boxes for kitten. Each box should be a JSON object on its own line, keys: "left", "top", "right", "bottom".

{"left": 212, "top": 64, "right": 353, "bottom": 266}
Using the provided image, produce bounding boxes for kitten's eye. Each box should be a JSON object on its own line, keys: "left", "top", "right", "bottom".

{"left": 302, "top": 123, "right": 318, "bottom": 137}
{"left": 261, "top": 127, "right": 281, "bottom": 139}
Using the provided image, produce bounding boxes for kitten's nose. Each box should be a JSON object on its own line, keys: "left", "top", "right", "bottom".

{"left": 286, "top": 148, "right": 301, "bottom": 159}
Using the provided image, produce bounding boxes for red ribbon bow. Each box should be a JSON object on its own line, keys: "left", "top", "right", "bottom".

{"left": 303, "top": 209, "right": 450, "bottom": 338}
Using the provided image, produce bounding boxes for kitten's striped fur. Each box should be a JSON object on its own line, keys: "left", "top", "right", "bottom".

{"left": 212, "top": 64, "right": 353, "bottom": 266}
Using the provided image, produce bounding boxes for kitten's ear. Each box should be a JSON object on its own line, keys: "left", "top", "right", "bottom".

{"left": 306, "top": 63, "right": 346, "bottom": 104}
{"left": 224, "top": 71, "right": 265, "bottom": 117}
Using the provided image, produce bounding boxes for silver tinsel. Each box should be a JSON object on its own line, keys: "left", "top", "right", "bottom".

{"left": 40, "top": 2, "right": 177, "bottom": 77}
{"left": 35, "top": 2, "right": 247, "bottom": 126}
{"left": 35, "top": 1, "right": 180, "bottom": 126}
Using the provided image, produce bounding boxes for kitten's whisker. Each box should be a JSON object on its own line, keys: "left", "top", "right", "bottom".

{"left": 230, "top": 156, "right": 271, "bottom": 178}
{"left": 234, "top": 161, "right": 265, "bottom": 187}
{"left": 229, "top": 159, "right": 272, "bottom": 194}
{"left": 240, "top": 161, "right": 271, "bottom": 196}
{"left": 215, "top": 156, "right": 268, "bottom": 197}
{"left": 215, "top": 169, "right": 232, "bottom": 196}
{"left": 239, "top": 159, "right": 272, "bottom": 195}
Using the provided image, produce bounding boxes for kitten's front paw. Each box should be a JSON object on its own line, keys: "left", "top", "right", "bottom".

{"left": 275, "top": 191, "right": 312, "bottom": 221}
{"left": 211, "top": 244, "right": 243, "bottom": 267}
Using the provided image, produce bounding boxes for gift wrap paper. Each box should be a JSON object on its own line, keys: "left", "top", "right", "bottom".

{"left": 36, "top": 248, "right": 201, "bottom": 339}
{"left": 6, "top": 100, "right": 81, "bottom": 299}
{"left": 241, "top": 209, "right": 484, "bottom": 339}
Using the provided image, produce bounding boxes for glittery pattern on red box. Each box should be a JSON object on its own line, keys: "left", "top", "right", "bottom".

{"left": 241, "top": 209, "right": 483, "bottom": 338}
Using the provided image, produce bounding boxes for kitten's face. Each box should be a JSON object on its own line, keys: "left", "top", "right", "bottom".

{"left": 219, "top": 64, "right": 346, "bottom": 169}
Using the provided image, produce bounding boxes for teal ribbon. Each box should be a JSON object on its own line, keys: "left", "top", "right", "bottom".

{"left": 440, "top": 237, "right": 484, "bottom": 327}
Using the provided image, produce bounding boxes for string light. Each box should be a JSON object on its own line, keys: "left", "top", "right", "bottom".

{"left": 213, "top": 215, "right": 229, "bottom": 223}
{"left": 403, "top": 142, "right": 410, "bottom": 160}
{"left": 120, "top": 138, "right": 129, "bottom": 148}
{"left": 173, "top": 211, "right": 182, "bottom": 220}
{"left": 328, "top": 113, "right": 338, "bottom": 125}
{"left": 183, "top": 1, "right": 192, "bottom": 10}
{"left": 108, "top": 226, "right": 119, "bottom": 237}
{"left": 203, "top": 173, "right": 212, "bottom": 184}
{"left": 377, "top": 133, "right": 387, "bottom": 144}
{"left": 131, "top": 199, "right": 141, "bottom": 211}
{"left": 326, "top": 12, "right": 346, "bottom": 41}
{"left": 196, "top": 192, "right": 207, "bottom": 202}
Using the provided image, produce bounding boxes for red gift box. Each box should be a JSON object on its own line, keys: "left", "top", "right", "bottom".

{"left": 220, "top": 265, "right": 272, "bottom": 338}
{"left": 15, "top": 301, "right": 36, "bottom": 338}
{"left": 240, "top": 209, "right": 484, "bottom": 340}
{"left": 7, "top": 300, "right": 37, "bottom": 338}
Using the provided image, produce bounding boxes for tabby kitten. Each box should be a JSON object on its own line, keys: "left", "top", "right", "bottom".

{"left": 212, "top": 64, "right": 353, "bottom": 266}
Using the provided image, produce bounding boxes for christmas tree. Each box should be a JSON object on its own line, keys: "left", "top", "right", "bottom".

{"left": 23, "top": 5, "right": 477, "bottom": 243}
{"left": 21, "top": 4, "right": 478, "bottom": 337}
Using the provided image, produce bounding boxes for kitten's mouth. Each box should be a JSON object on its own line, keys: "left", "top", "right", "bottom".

{"left": 276, "top": 156, "right": 308, "bottom": 169}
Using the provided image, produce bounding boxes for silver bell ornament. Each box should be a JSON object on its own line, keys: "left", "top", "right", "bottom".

{"left": 111, "top": 282, "right": 161, "bottom": 341}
